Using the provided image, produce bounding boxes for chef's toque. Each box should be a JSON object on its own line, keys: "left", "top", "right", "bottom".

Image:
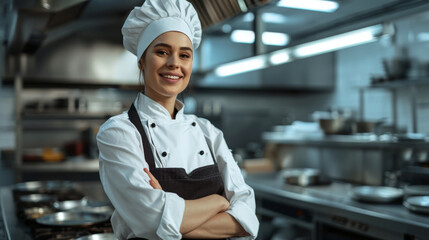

{"left": 121, "top": 0, "right": 202, "bottom": 62}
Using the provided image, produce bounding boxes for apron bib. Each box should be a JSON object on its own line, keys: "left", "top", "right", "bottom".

{"left": 128, "top": 104, "right": 226, "bottom": 240}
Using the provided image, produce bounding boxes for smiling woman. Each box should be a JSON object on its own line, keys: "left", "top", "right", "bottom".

{"left": 96, "top": 0, "right": 259, "bottom": 239}
{"left": 140, "top": 32, "right": 194, "bottom": 114}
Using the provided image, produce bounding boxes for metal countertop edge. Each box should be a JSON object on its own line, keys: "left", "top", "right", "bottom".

{"left": 245, "top": 175, "right": 429, "bottom": 236}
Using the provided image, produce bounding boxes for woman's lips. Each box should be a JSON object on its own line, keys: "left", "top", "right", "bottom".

{"left": 159, "top": 74, "right": 182, "bottom": 83}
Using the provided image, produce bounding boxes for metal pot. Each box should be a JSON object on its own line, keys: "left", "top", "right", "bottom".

{"left": 281, "top": 168, "right": 320, "bottom": 186}
{"left": 318, "top": 118, "right": 353, "bottom": 135}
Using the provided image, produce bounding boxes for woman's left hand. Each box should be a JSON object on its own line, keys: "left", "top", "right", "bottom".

{"left": 144, "top": 168, "right": 163, "bottom": 190}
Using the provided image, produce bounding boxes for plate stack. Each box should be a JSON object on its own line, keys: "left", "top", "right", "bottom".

{"left": 404, "top": 196, "right": 429, "bottom": 214}
{"left": 403, "top": 185, "right": 429, "bottom": 214}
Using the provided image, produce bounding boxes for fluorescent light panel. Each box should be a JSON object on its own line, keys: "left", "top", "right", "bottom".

{"left": 216, "top": 24, "right": 385, "bottom": 77}
{"left": 270, "top": 50, "right": 291, "bottom": 65}
{"left": 262, "top": 32, "right": 289, "bottom": 46}
{"left": 215, "top": 56, "right": 267, "bottom": 77}
{"left": 294, "top": 25, "right": 383, "bottom": 58}
{"left": 262, "top": 12, "right": 288, "bottom": 24}
{"left": 277, "top": 0, "right": 339, "bottom": 13}
{"left": 231, "top": 30, "right": 289, "bottom": 46}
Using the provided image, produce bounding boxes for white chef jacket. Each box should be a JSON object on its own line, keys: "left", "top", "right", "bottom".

{"left": 97, "top": 93, "right": 259, "bottom": 240}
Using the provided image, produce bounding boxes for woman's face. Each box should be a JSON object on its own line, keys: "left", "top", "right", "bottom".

{"left": 140, "top": 31, "right": 193, "bottom": 102}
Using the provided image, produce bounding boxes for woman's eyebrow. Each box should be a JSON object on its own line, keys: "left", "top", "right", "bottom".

{"left": 154, "top": 43, "right": 193, "bottom": 52}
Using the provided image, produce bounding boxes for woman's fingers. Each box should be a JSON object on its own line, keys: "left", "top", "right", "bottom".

{"left": 144, "top": 168, "right": 163, "bottom": 190}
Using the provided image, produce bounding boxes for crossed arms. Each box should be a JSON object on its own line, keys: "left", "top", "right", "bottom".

{"left": 144, "top": 168, "right": 249, "bottom": 239}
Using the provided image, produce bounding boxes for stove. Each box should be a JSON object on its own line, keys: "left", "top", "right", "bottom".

{"left": 1, "top": 182, "right": 113, "bottom": 240}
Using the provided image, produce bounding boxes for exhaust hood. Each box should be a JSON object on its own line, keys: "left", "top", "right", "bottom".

{"left": 5, "top": 0, "right": 269, "bottom": 56}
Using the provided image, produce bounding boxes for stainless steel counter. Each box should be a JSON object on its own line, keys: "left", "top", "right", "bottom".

{"left": 263, "top": 132, "right": 429, "bottom": 149}
{"left": 246, "top": 173, "right": 429, "bottom": 239}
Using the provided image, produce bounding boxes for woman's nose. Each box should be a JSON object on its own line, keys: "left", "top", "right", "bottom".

{"left": 166, "top": 55, "right": 179, "bottom": 68}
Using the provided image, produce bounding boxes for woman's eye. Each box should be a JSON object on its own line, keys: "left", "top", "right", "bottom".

{"left": 180, "top": 54, "right": 190, "bottom": 59}
{"left": 157, "top": 50, "right": 167, "bottom": 55}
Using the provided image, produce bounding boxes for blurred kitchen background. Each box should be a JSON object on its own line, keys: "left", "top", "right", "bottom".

{"left": 2, "top": 0, "right": 429, "bottom": 239}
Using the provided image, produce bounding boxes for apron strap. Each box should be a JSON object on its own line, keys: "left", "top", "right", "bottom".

{"left": 128, "top": 104, "right": 156, "bottom": 170}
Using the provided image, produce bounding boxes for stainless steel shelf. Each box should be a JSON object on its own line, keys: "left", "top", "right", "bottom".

{"left": 17, "top": 159, "right": 99, "bottom": 172}
{"left": 22, "top": 111, "right": 119, "bottom": 120}
{"left": 262, "top": 132, "right": 429, "bottom": 149}
{"left": 365, "top": 78, "right": 429, "bottom": 89}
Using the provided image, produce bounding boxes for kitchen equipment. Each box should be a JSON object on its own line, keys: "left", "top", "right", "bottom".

{"left": 318, "top": 118, "right": 354, "bottom": 135}
{"left": 382, "top": 58, "right": 411, "bottom": 80}
{"left": 403, "top": 196, "right": 429, "bottom": 214}
{"left": 14, "top": 180, "right": 76, "bottom": 192}
{"left": 36, "top": 212, "right": 110, "bottom": 227}
{"left": 404, "top": 185, "right": 429, "bottom": 197}
{"left": 281, "top": 168, "right": 320, "bottom": 186}
{"left": 352, "top": 186, "right": 404, "bottom": 203}
{"left": 75, "top": 233, "right": 118, "bottom": 240}
{"left": 53, "top": 198, "right": 88, "bottom": 211}
{"left": 19, "top": 194, "right": 57, "bottom": 203}
{"left": 23, "top": 206, "right": 55, "bottom": 220}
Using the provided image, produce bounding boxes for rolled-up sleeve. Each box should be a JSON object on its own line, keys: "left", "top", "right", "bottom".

{"left": 97, "top": 117, "right": 185, "bottom": 240}
{"left": 198, "top": 119, "right": 260, "bottom": 239}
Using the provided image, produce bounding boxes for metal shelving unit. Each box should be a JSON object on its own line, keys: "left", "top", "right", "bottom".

{"left": 10, "top": 56, "right": 126, "bottom": 181}
{"left": 359, "top": 78, "right": 429, "bottom": 133}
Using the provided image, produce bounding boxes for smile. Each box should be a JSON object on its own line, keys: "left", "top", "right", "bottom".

{"left": 161, "top": 74, "right": 180, "bottom": 79}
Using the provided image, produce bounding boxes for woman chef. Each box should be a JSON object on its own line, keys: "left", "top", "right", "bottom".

{"left": 96, "top": 0, "right": 259, "bottom": 239}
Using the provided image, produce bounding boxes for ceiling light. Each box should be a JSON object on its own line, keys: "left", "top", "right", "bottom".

{"left": 215, "top": 56, "right": 267, "bottom": 77}
{"left": 231, "top": 30, "right": 255, "bottom": 44}
{"left": 231, "top": 30, "right": 290, "bottom": 46}
{"left": 294, "top": 25, "right": 383, "bottom": 58}
{"left": 270, "top": 50, "right": 291, "bottom": 65}
{"left": 277, "top": 0, "right": 339, "bottom": 13}
{"left": 243, "top": 12, "right": 254, "bottom": 22}
{"left": 216, "top": 24, "right": 389, "bottom": 77}
{"left": 262, "top": 12, "right": 288, "bottom": 24}
{"left": 262, "top": 32, "right": 289, "bottom": 46}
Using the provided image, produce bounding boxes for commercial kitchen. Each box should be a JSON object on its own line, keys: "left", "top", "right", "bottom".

{"left": 1, "top": 0, "right": 429, "bottom": 239}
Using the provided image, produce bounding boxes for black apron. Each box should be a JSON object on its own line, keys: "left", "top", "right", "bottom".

{"left": 128, "top": 104, "right": 226, "bottom": 240}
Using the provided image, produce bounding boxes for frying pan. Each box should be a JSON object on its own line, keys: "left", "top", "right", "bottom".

{"left": 36, "top": 212, "right": 110, "bottom": 227}
{"left": 352, "top": 186, "right": 403, "bottom": 203}
{"left": 53, "top": 198, "right": 88, "bottom": 211}
{"left": 24, "top": 206, "right": 55, "bottom": 220}
{"left": 14, "top": 180, "right": 75, "bottom": 192}
{"left": 75, "top": 233, "right": 117, "bottom": 240}
{"left": 20, "top": 194, "right": 57, "bottom": 203}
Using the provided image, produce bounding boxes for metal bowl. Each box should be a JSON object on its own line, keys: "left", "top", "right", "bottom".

{"left": 75, "top": 233, "right": 117, "bottom": 240}
{"left": 36, "top": 211, "right": 110, "bottom": 227}
{"left": 352, "top": 186, "right": 404, "bottom": 203}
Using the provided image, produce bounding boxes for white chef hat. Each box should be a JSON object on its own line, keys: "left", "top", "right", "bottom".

{"left": 122, "top": 0, "right": 202, "bottom": 62}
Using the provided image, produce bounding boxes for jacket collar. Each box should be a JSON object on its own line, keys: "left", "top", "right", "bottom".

{"left": 134, "top": 92, "right": 185, "bottom": 121}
